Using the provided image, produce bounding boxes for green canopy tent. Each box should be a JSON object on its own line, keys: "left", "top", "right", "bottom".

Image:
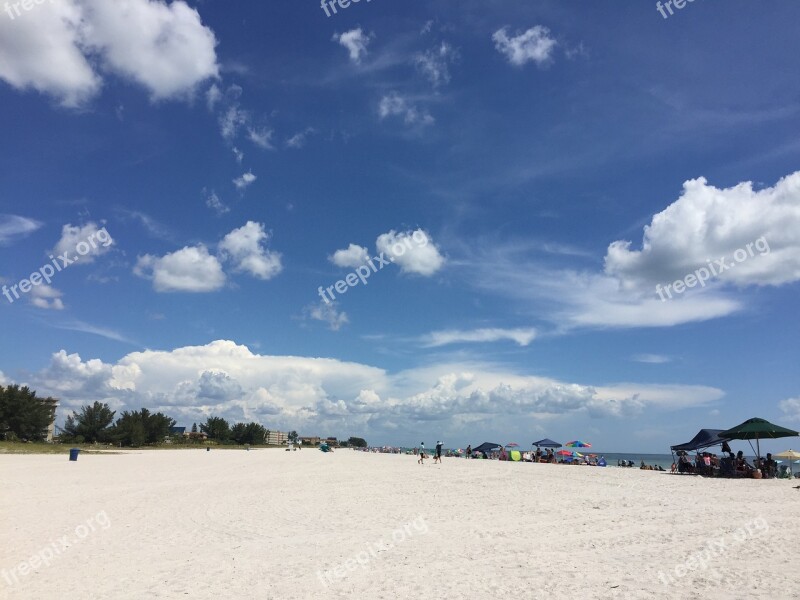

{"left": 719, "top": 417, "right": 799, "bottom": 459}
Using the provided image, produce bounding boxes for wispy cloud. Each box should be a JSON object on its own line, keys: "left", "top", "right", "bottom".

{"left": 421, "top": 327, "right": 537, "bottom": 348}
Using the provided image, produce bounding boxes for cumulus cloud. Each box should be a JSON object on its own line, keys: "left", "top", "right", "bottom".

{"left": 0, "top": 215, "right": 42, "bottom": 245}
{"left": 459, "top": 171, "right": 800, "bottom": 330}
{"left": 134, "top": 245, "right": 226, "bottom": 292}
{"left": 375, "top": 229, "right": 445, "bottom": 276}
{"left": 421, "top": 328, "right": 536, "bottom": 348}
{"left": 414, "top": 42, "right": 458, "bottom": 87}
{"left": 0, "top": 0, "right": 218, "bottom": 107}
{"left": 218, "top": 221, "right": 282, "bottom": 280}
{"left": 333, "top": 28, "right": 372, "bottom": 63}
{"left": 233, "top": 171, "right": 257, "bottom": 191}
{"left": 329, "top": 244, "right": 370, "bottom": 268}
{"left": 80, "top": 0, "right": 219, "bottom": 101}
{"left": 30, "top": 285, "right": 65, "bottom": 310}
{"left": 27, "top": 340, "right": 724, "bottom": 434}
{"left": 52, "top": 222, "right": 114, "bottom": 264}
{"left": 493, "top": 26, "right": 557, "bottom": 67}
{"left": 605, "top": 171, "right": 800, "bottom": 290}
{"left": 378, "top": 93, "right": 434, "bottom": 126}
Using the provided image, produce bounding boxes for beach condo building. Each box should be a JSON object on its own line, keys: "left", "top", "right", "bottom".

{"left": 43, "top": 397, "right": 58, "bottom": 442}
{"left": 325, "top": 437, "right": 338, "bottom": 447}
{"left": 300, "top": 436, "right": 321, "bottom": 446}
{"left": 268, "top": 430, "right": 289, "bottom": 446}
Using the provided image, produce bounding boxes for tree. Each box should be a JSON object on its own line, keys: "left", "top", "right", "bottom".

{"left": 347, "top": 437, "right": 367, "bottom": 448}
{"left": 191, "top": 422, "right": 198, "bottom": 433}
{"left": 62, "top": 402, "right": 115, "bottom": 443}
{"left": 110, "top": 409, "right": 175, "bottom": 447}
{"left": 200, "top": 416, "right": 230, "bottom": 441}
{"left": 230, "top": 422, "right": 267, "bottom": 445}
{"left": 0, "top": 385, "right": 57, "bottom": 441}
{"left": 288, "top": 430, "right": 298, "bottom": 443}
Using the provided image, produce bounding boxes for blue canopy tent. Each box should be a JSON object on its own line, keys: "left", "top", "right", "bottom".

{"left": 472, "top": 442, "right": 501, "bottom": 458}
{"left": 670, "top": 429, "right": 731, "bottom": 453}
{"left": 532, "top": 438, "right": 562, "bottom": 448}
{"left": 670, "top": 429, "right": 731, "bottom": 474}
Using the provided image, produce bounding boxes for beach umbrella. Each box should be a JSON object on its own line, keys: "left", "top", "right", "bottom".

{"left": 556, "top": 449, "right": 572, "bottom": 456}
{"left": 505, "top": 442, "right": 520, "bottom": 448}
{"left": 533, "top": 438, "right": 562, "bottom": 448}
{"left": 573, "top": 451, "right": 584, "bottom": 458}
{"left": 774, "top": 450, "right": 800, "bottom": 477}
{"left": 719, "top": 418, "right": 799, "bottom": 459}
{"left": 566, "top": 441, "right": 592, "bottom": 448}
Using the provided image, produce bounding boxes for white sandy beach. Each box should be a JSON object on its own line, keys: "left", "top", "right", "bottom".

{"left": 2, "top": 449, "right": 799, "bottom": 600}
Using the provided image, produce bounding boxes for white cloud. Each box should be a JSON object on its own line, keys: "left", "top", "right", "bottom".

{"left": 26, "top": 340, "right": 724, "bottom": 434}
{"left": 458, "top": 168, "right": 800, "bottom": 332}
{"left": 134, "top": 245, "right": 226, "bottom": 292}
{"left": 52, "top": 222, "right": 114, "bottom": 264}
{"left": 329, "top": 244, "right": 369, "bottom": 268}
{"left": 247, "top": 127, "right": 274, "bottom": 149}
{"left": 0, "top": 0, "right": 218, "bottom": 107}
{"left": 333, "top": 28, "right": 372, "bottom": 63}
{"left": 307, "top": 301, "right": 349, "bottom": 331}
{"left": 30, "top": 285, "right": 65, "bottom": 311}
{"left": 414, "top": 42, "right": 458, "bottom": 87}
{"left": 219, "top": 105, "right": 249, "bottom": 140}
{"left": 80, "top": 0, "right": 219, "bottom": 101}
{"left": 203, "top": 189, "right": 229, "bottom": 216}
{"left": 218, "top": 221, "right": 282, "bottom": 280}
{"left": 492, "top": 26, "right": 557, "bottom": 67}
{"left": 232, "top": 147, "right": 244, "bottom": 163}
{"left": 0, "top": 0, "right": 100, "bottom": 107}
{"left": 286, "top": 127, "right": 316, "bottom": 149}
{"left": 206, "top": 83, "right": 222, "bottom": 111}
{"left": 605, "top": 171, "right": 800, "bottom": 290}
{"left": 631, "top": 354, "right": 672, "bottom": 364}
{"left": 421, "top": 328, "right": 536, "bottom": 348}
{"left": 378, "top": 93, "right": 434, "bottom": 126}
{"left": 375, "top": 229, "right": 445, "bottom": 276}
{"left": 0, "top": 215, "right": 42, "bottom": 245}
{"left": 779, "top": 397, "right": 800, "bottom": 422}
{"left": 233, "top": 171, "right": 257, "bottom": 191}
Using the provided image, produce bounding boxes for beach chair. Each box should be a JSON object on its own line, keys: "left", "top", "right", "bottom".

{"left": 778, "top": 465, "right": 791, "bottom": 479}
{"left": 719, "top": 457, "right": 735, "bottom": 478}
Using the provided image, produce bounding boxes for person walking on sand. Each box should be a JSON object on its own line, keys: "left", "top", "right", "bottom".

{"left": 418, "top": 442, "right": 426, "bottom": 464}
{"left": 466, "top": 444, "right": 472, "bottom": 459}
{"left": 434, "top": 440, "right": 443, "bottom": 464}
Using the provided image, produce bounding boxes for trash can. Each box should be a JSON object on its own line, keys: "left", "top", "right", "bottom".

{"left": 69, "top": 448, "right": 80, "bottom": 461}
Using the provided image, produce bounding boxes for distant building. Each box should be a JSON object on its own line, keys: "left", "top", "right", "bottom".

{"left": 325, "top": 437, "right": 338, "bottom": 447}
{"left": 170, "top": 426, "right": 187, "bottom": 436}
{"left": 267, "top": 431, "right": 288, "bottom": 446}
{"left": 300, "top": 436, "right": 321, "bottom": 446}
{"left": 43, "top": 398, "right": 58, "bottom": 442}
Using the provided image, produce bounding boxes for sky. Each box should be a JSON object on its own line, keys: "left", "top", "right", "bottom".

{"left": 0, "top": 0, "right": 799, "bottom": 453}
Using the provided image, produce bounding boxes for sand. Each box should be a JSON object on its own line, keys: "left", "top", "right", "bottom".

{"left": 1, "top": 449, "right": 799, "bottom": 600}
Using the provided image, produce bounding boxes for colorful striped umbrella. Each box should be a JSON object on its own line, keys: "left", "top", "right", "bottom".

{"left": 566, "top": 441, "right": 592, "bottom": 448}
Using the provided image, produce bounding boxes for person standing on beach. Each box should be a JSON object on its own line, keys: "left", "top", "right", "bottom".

{"left": 466, "top": 444, "right": 472, "bottom": 459}
{"left": 418, "top": 442, "right": 425, "bottom": 465}
{"left": 434, "top": 440, "right": 443, "bottom": 464}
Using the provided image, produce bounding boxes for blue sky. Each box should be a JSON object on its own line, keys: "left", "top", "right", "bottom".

{"left": 1, "top": 0, "right": 799, "bottom": 452}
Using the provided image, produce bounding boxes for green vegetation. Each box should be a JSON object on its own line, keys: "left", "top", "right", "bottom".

{"left": 62, "top": 401, "right": 116, "bottom": 443}
{"left": 0, "top": 385, "right": 57, "bottom": 442}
